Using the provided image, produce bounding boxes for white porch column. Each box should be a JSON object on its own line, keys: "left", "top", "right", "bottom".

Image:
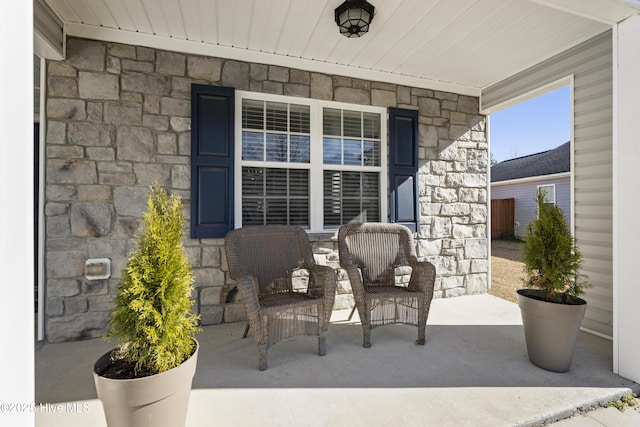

{"left": 0, "top": 1, "right": 35, "bottom": 426}
{"left": 613, "top": 13, "right": 640, "bottom": 383}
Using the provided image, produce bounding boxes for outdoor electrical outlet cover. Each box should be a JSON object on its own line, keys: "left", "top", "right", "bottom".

{"left": 86, "top": 258, "right": 111, "bottom": 280}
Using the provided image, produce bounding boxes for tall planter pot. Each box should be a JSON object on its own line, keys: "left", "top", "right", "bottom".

{"left": 517, "top": 290, "right": 586, "bottom": 373}
{"left": 93, "top": 340, "right": 199, "bottom": 427}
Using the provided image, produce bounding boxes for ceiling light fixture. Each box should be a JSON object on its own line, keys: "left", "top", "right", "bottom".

{"left": 334, "top": 0, "right": 375, "bottom": 38}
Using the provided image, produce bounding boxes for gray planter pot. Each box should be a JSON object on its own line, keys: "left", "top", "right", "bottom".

{"left": 93, "top": 340, "right": 198, "bottom": 427}
{"left": 517, "top": 290, "right": 586, "bottom": 373}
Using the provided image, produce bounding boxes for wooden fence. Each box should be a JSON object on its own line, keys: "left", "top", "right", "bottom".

{"left": 491, "top": 198, "right": 514, "bottom": 240}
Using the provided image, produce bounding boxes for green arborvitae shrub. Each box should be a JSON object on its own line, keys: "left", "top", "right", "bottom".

{"left": 107, "top": 184, "right": 199, "bottom": 375}
{"left": 521, "top": 192, "right": 589, "bottom": 304}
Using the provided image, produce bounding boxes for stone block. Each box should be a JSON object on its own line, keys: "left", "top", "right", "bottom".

{"left": 449, "top": 125, "right": 471, "bottom": 141}
{"left": 193, "top": 267, "right": 225, "bottom": 288}
{"left": 178, "top": 132, "right": 191, "bottom": 155}
{"left": 290, "top": 69, "right": 310, "bottom": 84}
{"left": 332, "top": 76, "right": 352, "bottom": 87}
{"left": 105, "top": 102, "right": 142, "bottom": 125}
{"left": 46, "top": 311, "right": 110, "bottom": 342}
{"left": 136, "top": 46, "right": 155, "bottom": 61}
{"left": 48, "top": 279, "right": 80, "bottom": 298}
{"left": 121, "top": 59, "right": 154, "bottom": 73}
{"left": 68, "top": 122, "right": 113, "bottom": 146}
{"left": 452, "top": 224, "right": 476, "bottom": 239}
{"left": 87, "top": 238, "right": 126, "bottom": 259}
{"left": 170, "top": 117, "right": 191, "bottom": 132}
{"left": 47, "top": 159, "right": 97, "bottom": 184}
{"left": 284, "top": 83, "right": 309, "bottom": 98}
{"left": 160, "top": 97, "right": 190, "bottom": 116}
{"left": 268, "top": 65, "right": 289, "bottom": 82}
{"left": 432, "top": 187, "right": 458, "bottom": 203}
{"left": 431, "top": 217, "right": 452, "bottom": 238}
{"left": 202, "top": 246, "right": 221, "bottom": 267}
{"left": 417, "top": 239, "right": 442, "bottom": 257}
{"left": 46, "top": 237, "right": 85, "bottom": 252}
{"left": 397, "top": 86, "right": 411, "bottom": 105}
{"left": 116, "top": 126, "right": 154, "bottom": 162}
{"left": 98, "top": 161, "right": 133, "bottom": 173}
{"left": 48, "top": 76, "right": 78, "bottom": 98}
{"left": 418, "top": 98, "right": 441, "bottom": 117}
{"left": 87, "top": 102, "right": 104, "bottom": 122}
{"left": 46, "top": 298, "right": 64, "bottom": 317}
{"left": 46, "top": 145, "right": 84, "bottom": 159}
{"left": 100, "top": 172, "right": 136, "bottom": 186}
{"left": 122, "top": 71, "right": 170, "bottom": 95}
{"left": 48, "top": 62, "right": 77, "bottom": 77}
{"left": 47, "top": 98, "right": 86, "bottom": 120}
{"left": 441, "top": 202, "right": 470, "bottom": 216}
{"left": 70, "top": 202, "right": 115, "bottom": 237}
{"left": 86, "top": 147, "right": 115, "bottom": 161}
{"left": 66, "top": 38, "right": 106, "bottom": 71}
{"left": 458, "top": 188, "right": 478, "bottom": 202}
{"left": 465, "top": 273, "right": 487, "bottom": 294}
{"left": 108, "top": 43, "right": 136, "bottom": 59}
{"left": 470, "top": 204, "right": 487, "bottom": 223}
{"left": 157, "top": 132, "right": 177, "bottom": 154}
{"left": 46, "top": 121, "right": 66, "bottom": 144}
{"left": 334, "top": 87, "right": 369, "bottom": 104}
{"left": 419, "top": 124, "right": 438, "bottom": 147}
{"left": 65, "top": 297, "right": 89, "bottom": 315}
{"left": 412, "top": 88, "right": 434, "bottom": 98}
{"left": 465, "top": 239, "right": 487, "bottom": 259}
{"left": 440, "top": 275, "right": 464, "bottom": 290}
{"left": 106, "top": 56, "right": 121, "bottom": 74}
{"left": 171, "top": 164, "right": 190, "bottom": 189}
{"left": 46, "top": 251, "right": 85, "bottom": 279}
{"left": 46, "top": 184, "right": 77, "bottom": 201}
{"left": 45, "top": 202, "right": 68, "bottom": 216}
{"left": 134, "top": 163, "right": 171, "bottom": 185}
{"left": 113, "top": 186, "right": 150, "bottom": 217}
{"left": 371, "top": 89, "right": 396, "bottom": 107}
{"left": 187, "top": 56, "right": 222, "bottom": 81}
{"left": 78, "top": 72, "right": 119, "bottom": 100}
{"left": 262, "top": 81, "right": 283, "bottom": 94}
{"left": 222, "top": 60, "right": 250, "bottom": 90}
{"left": 87, "top": 295, "right": 114, "bottom": 312}
{"left": 46, "top": 215, "right": 70, "bottom": 238}
{"left": 310, "top": 73, "right": 332, "bottom": 100}
{"left": 143, "top": 94, "right": 160, "bottom": 114}
{"left": 199, "top": 287, "right": 221, "bottom": 305}
{"left": 334, "top": 294, "right": 354, "bottom": 310}
{"left": 250, "top": 63, "right": 268, "bottom": 81}
{"left": 457, "top": 96, "right": 479, "bottom": 114}
{"left": 200, "top": 304, "right": 224, "bottom": 325}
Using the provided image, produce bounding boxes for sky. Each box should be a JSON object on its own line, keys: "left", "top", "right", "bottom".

{"left": 489, "top": 85, "right": 570, "bottom": 164}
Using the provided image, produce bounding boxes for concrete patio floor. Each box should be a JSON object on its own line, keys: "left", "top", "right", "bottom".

{"left": 35, "top": 294, "right": 639, "bottom": 426}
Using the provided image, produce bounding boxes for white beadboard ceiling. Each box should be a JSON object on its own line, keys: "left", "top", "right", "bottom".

{"left": 43, "top": 0, "right": 640, "bottom": 95}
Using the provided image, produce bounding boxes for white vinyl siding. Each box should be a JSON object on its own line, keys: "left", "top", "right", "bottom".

{"left": 492, "top": 177, "right": 570, "bottom": 238}
{"left": 235, "top": 91, "right": 387, "bottom": 232}
{"left": 484, "top": 31, "right": 613, "bottom": 337}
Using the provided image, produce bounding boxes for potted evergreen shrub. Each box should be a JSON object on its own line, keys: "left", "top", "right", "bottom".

{"left": 93, "top": 184, "right": 200, "bottom": 427}
{"left": 517, "top": 191, "right": 590, "bottom": 373}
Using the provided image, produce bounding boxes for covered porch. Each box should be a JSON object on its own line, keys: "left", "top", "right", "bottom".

{"left": 35, "top": 295, "right": 638, "bottom": 426}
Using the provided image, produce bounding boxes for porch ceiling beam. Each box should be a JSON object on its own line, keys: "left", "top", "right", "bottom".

{"left": 64, "top": 22, "right": 481, "bottom": 97}
{"left": 529, "top": 0, "right": 640, "bottom": 25}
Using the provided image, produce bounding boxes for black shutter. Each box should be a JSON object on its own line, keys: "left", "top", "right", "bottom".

{"left": 190, "top": 84, "right": 235, "bottom": 238}
{"left": 389, "top": 107, "right": 419, "bottom": 232}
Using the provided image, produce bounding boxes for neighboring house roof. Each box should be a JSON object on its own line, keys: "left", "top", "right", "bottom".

{"left": 491, "top": 142, "right": 570, "bottom": 182}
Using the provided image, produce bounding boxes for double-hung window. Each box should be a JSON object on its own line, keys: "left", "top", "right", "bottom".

{"left": 236, "top": 92, "right": 387, "bottom": 232}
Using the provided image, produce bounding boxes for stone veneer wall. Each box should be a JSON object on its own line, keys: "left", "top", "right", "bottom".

{"left": 44, "top": 37, "right": 488, "bottom": 342}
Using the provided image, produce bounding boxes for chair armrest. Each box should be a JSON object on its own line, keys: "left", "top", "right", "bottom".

{"left": 407, "top": 260, "right": 436, "bottom": 295}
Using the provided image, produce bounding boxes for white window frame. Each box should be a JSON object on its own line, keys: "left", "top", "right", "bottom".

{"left": 234, "top": 91, "right": 387, "bottom": 233}
{"left": 537, "top": 184, "right": 556, "bottom": 205}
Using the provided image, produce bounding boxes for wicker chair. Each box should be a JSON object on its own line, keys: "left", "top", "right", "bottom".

{"left": 338, "top": 223, "right": 436, "bottom": 348}
{"left": 224, "top": 225, "right": 337, "bottom": 370}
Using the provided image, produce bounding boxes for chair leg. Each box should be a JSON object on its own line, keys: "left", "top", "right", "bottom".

{"left": 257, "top": 343, "right": 268, "bottom": 371}
{"left": 362, "top": 323, "right": 372, "bottom": 348}
{"left": 242, "top": 323, "right": 250, "bottom": 339}
{"left": 416, "top": 297, "right": 426, "bottom": 345}
{"left": 318, "top": 335, "right": 326, "bottom": 356}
